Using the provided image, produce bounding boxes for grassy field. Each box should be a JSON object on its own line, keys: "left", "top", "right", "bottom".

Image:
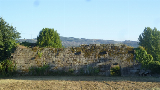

{"left": 0, "top": 75, "right": 160, "bottom": 90}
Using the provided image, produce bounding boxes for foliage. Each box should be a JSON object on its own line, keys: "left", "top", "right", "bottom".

{"left": 26, "top": 65, "right": 100, "bottom": 76}
{"left": 148, "top": 61, "right": 160, "bottom": 74}
{"left": 138, "top": 27, "right": 160, "bottom": 62}
{"left": 79, "top": 66, "right": 99, "bottom": 76}
{"left": 36, "top": 28, "right": 62, "bottom": 48}
{"left": 20, "top": 41, "right": 37, "bottom": 48}
{"left": 68, "top": 68, "right": 74, "bottom": 74}
{"left": 20, "top": 41, "right": 30, "bottom": 47}
{"left": 135, "top": 46, "right": 160, "bottom": 74}
{"left": 0, "top": 59, "right": 17, "bottom": 77}
{"left": 134, "top": 46, "right": 153, "bottom": 69}
{"left": 0, "top": 17, "right": 21, "bottom": 62}
{"left": 110, "top": 66, "right": 121, "bottom": 76}
{"left": 28, "top": 64, "right": 51, "bottom": 76}
{"left": 37, "top": 50, "right": 43, "bottom": 58}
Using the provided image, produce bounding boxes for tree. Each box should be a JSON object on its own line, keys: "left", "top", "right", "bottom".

{"left": 0, "top": 17, "right": 21, "bottom": 62}
{"left": 36, "top": 28, "right": 63, "bottom": 48}
{"left": 138, "top": 27, "right": 160, "bottom": 61}
{"left": 151, "top": 28, "right": 160, "bottom": 61}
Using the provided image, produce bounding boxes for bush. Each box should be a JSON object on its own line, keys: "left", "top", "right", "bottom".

{"left": 79, "top": 66, "right": 99, "bottom": 76}
{"left": 28, "top": 64, "right": 51, "bottom": 76}
{"left": 134, "top": 46, "right": 153, "bottom": 69}
{"left": 0, "top": 59, "right": 17, "bottom": 78}
{"left": 110, "top": 66, "right": 121, "bottom": 76}
{"left": 68, "top": 68, "right": 75, "bottom": 74}
{"left": 12, "top": 64, "right": 100, "bottom": 76}
{"left": 148, "top": 61, "right": 160, "bottom": 74}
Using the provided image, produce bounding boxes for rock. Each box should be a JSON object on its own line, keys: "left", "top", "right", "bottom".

{"left": 139, "top": 69, "right": 151, "bottom": 76}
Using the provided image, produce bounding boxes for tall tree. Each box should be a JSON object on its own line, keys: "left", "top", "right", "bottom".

{"left": 36, "top": 28, "right": 62, "bottom": 48}
{"left": 151, "top": 28, "right": 160, "bottom": 61}
{"left": 138, "top": 27, "right": 160, "bottom": 61}
{"left": 0, "top": 17, "right": 21, "bottom": 62}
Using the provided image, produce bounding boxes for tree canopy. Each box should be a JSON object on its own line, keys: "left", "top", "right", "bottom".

{"left": 36, "top": 28, "right": 63, "bottom": 48}
{"left": 138, "top": 27, "right": 160, "bottom": 62}
{"left": 0, "top": 17, "right": 21, "bottom": 62}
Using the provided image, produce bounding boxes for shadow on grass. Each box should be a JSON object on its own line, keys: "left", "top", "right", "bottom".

{"left": 0, "top": 70, "right": 160, "bottom": 83}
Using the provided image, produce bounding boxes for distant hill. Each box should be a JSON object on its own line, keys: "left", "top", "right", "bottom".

{"left": 16, "top": 36, "right": 139, "bottom": 48}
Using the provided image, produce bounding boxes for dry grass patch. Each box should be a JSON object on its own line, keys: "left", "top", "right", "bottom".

{"left": 0, "top": 76, "right": 160, "bottom": 90}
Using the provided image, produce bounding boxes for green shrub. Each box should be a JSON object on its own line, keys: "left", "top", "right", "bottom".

{"left": 28, "top": 64, "right": 51, "bottom": 76}
{"left": 38, "top": 51, "right": 43, "bottom": 58}
{"left": 0, "top": 59, "right": 17, "bottom": 78}
{"left": 68, "top": 68, "right": 75, "bottom": 74}
{"left": 110, "top": 66, "right": 121, "bottom": 76}
{"left": 79, "top": 66, "right": 99, "bottom": 76}
{"left": 148, "top": 61, "right": 160, "bottom": 74}
{"left": 134, "top": 46, "right": 153, "bottom": 70}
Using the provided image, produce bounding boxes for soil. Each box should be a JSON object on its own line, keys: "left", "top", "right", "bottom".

{"left": 0, "top": 76, "right": 160, "bottom": 90}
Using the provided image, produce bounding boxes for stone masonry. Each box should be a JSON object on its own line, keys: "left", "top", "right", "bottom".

{"left": 9, "top": 44, "right": 142, "bottom": 76}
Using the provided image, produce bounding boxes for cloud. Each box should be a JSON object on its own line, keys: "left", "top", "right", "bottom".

{"left": 33, "top": 0, "right": 40, "bottom": 7}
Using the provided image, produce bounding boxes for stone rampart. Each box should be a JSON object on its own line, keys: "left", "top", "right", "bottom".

{"left": 10, "top": 44, "right": 142, "bottom": 76}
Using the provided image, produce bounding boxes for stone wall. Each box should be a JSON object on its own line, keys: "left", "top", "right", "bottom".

{"left": 9, "top": 44, "right": 142, "bottom": 76}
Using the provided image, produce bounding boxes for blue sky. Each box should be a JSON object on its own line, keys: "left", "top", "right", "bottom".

{"left": 0, "top": 0, "right": 160, "bottom": 41}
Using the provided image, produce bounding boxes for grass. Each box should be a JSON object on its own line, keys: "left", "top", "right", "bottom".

{"left": 0, "top": 75, "right": 160, "bottom": 90}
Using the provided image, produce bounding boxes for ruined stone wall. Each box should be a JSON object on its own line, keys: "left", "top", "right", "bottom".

{"left": 10, "top": 44, "right": 141, "bottom": 76}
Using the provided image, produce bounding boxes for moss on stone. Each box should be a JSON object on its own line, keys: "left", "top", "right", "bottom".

{"left": 32, "top": 47, "right": 39, "bottom": 52}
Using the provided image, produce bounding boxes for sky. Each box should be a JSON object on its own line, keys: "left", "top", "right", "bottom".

{"left": 0, "top": 0, "right": 160, "bottom": 41}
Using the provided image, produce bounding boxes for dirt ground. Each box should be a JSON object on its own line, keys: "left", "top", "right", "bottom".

{"left": 0, "top": 76, "right": 160, "bottom": 90}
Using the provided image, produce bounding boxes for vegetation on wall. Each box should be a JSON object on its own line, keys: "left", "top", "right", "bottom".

{"left": 28, "top": 64, "right": 51, "bottom": 76}
{"left": 70, "top": 44, "right": 134, "bottom": 64}
{"left": 110, "top": 66, "right": 121, "bottom": 76}
{"left": 37, "top": 51, "right": 43, "bottom": 58}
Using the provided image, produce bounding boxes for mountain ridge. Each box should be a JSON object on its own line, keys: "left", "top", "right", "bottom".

{"left": 16, "top": 36, "right": 139, "bottom": 48}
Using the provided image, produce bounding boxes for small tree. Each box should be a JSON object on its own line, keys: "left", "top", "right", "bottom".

{"left": 36, "top": 28, "right": 63, "bottom": 48}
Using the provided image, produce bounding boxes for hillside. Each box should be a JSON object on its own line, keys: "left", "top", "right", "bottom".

{"left": 16, "top": 36, "right": 139, "bottom": 48}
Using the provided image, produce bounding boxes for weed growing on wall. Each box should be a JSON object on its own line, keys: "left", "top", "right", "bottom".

{"left": 37, "top": 50, "right": 43, "bottom": 58}
{"left": 26, "top": 65, "right": 100, "bottom": 76}
{"left": 68, "top": 68, "right": 75, "bottom": 75}
{"left": 28, "top": 64, "right": 51, "bottom": 76}
{"left": 79, "top": 66, "right": 99, "bottom": 76}
{"left": 110, "top": 66, "right": 121, "bottom": 76}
